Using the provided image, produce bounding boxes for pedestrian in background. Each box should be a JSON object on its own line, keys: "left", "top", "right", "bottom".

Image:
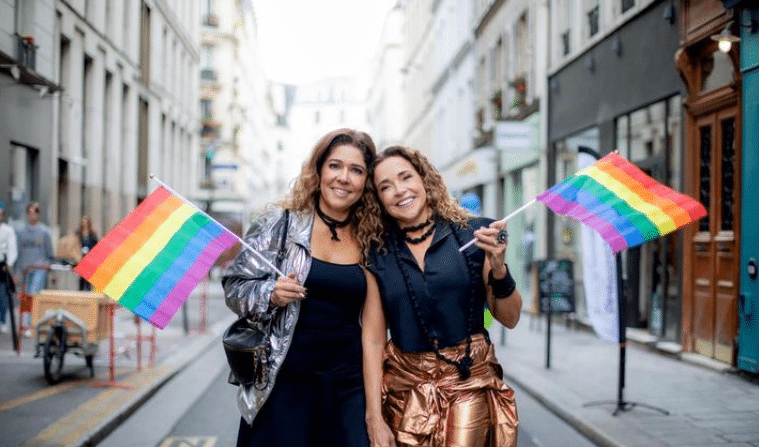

{"left": 362, "top": 146, "right": 522, "bottom": 447}
{"left": 15, "top": 202, "right": 54, "bottom": 295}
{"left": 223, "top": 128, "right": 378, "bottom": 447}
{"left": 0, "top": 201, "right": 18, "bottom": 333}
{"left": 76, "top": 216, "right": 98, "bottom": 290}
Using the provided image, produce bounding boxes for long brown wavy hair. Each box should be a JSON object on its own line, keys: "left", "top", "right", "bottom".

{"left": 278, "top": 128, "right": 381, "bottom": 261}
{"left": 365, "top": 145, "right": 471, "bottom": 254}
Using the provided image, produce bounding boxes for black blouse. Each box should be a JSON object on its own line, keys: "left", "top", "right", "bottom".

{"left": 368, "top": 217, "right": 493, "bottom": 352}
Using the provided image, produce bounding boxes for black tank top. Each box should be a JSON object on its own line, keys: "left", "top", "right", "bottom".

{"left": 283, "top": 258, "right": 367, "bottom": 373}
{"left": 296, "top": 258, "right": 366, "bottom": 331}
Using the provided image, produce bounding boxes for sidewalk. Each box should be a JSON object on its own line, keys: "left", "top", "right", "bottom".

{"left": 494, "top": 315, "right": 759, "bottom": 447}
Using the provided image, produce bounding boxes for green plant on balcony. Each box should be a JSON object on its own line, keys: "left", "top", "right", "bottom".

{"left": 490, "top": 89, "right": 503, "bottom": 119}
{"left": 508, "top": 77, "right": 527, "bottom": 110}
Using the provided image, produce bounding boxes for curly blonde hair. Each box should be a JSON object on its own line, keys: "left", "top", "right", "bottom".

{"left": 365, "top": 145, "right": 471, "bottom": 254}
{"left": 278, "top": 128, "right": 382, "bottom": 262}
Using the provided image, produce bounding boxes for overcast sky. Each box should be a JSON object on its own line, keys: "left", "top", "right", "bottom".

{"left": 253, "top": 0, "right": 397, "bottom": 85}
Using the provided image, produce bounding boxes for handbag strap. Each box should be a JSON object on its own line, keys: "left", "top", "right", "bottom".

{"left": 274, "top": 209, "right": 289, "bottom": 273}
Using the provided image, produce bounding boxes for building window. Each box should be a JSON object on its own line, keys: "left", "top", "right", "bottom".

{"left": 626, "top": 100, "right": 667, "bottom": 162}
{"left": 701, "top": 50, "right": 735, "bottom": 93}
{"left": 516, "top": 12, "right": 528, "bottom": 75}
{"left": 587, "top": 5, "right": 599, "bottom": 37}
{"left": 140, "top": 2, "right": 151, "bottom": 83}
{"left": 621, "top": 0, "right": 634, "bottom": 13}
{"left": 202, "top": 45, "right": 213, "bottom": 67}
{"left": 698, "top": 125, "right": 711, "bottom": 232}
{"left": 721, "top": 118, "right": 735, "bottom": 231}
{"left": 614, "top": 96, "right": 682, "bottom": 206}
{"left": 203, "top": 0, "right": 218, "bottom": 26}
{"left": 489, "top": 46, "right": 498, "bottom": 85}
{"left": 201, "top": 99, "right": 212, "bottom": 120}
{"left": 561, "top": 30, "right": 570, "bottom": 56}
{"left": 233, "top": 125, "right": 241, "bottom": 149}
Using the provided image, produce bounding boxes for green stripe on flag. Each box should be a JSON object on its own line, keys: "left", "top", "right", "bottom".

{"left": 118, "top": 213, "right": 210, "bottom": 310}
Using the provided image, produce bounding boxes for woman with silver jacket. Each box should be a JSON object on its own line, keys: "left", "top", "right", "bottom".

{"left": 222, "top": 128, "right": 379, "bottom": 447}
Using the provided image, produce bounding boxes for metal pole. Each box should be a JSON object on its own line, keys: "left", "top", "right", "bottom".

{"left": 182, "top": 300, "right": 189, "bottom": 335}
{"left": 136, "top": 316, "right": 142, "bottom": 371}
{"left": 545, "top": 264, "right": 553, "bottom": 369}
{"left": 616, "top": 253, "right": 626, "bottom": 413}
{"left": 109, "top": 304, "right": 116, "bottom": 382}
{"left": 199, "top": 271, "right": 209, "bottom": 333}
{"left": 546, "top": 290, "right": 552, "bottom": 369}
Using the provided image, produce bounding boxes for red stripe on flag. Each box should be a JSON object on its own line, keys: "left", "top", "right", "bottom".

{"left": 596, "top": 159, "right": 692, "bottom": 228}
{"left": 605, "top": 154, "right": 706, "bottom": 222}
{"left": 74, "top": 187, "right": 171, "bottom": 280}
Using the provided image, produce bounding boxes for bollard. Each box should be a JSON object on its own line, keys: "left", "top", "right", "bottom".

{"left": 93, "top": 303, "right": 132, "bottom": 389}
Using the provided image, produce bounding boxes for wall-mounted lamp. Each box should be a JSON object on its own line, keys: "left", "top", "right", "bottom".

{"left": 0, "top": 64, "right": 21, "bottom": 80}
{"left": 611, "top": 36, "right": 623, "bottom": 56}
{"left": 711, "top": 22, "right": 740, "bottom": 53}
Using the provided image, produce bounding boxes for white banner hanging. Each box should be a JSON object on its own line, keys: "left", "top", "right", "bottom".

{"left": 577, "top": 149, "right": 619, "bottom": 343}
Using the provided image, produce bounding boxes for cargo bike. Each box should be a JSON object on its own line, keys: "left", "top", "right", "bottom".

{"left": 19, "top": 264, "right": 112, "bottom": 384}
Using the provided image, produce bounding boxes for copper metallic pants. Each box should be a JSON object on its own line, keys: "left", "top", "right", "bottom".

{"left": 382, "top": 334, "right": 518, "bottom": 447}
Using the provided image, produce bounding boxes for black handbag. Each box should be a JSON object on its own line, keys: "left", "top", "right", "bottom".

{"left": 223, "top": 210, "right": 289, "bottom": 389}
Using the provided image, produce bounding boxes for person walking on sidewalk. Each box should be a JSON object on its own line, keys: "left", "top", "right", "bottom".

{"left": 15, "top": 202, "right": 54, "bottom": 295}
{"left": 76, "top": 216, "right": 98, "bottom": 290}
{"left": 223, "top": 128, "right": 378, "bottom": 447}
{"left": 0, "top": 201, "right": 18, "bottom": 333}
{"left": 362, "top": 146, "right": 523, "bottom": 447}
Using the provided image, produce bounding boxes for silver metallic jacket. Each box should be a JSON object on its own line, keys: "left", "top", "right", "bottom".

{"left": 222, "top": 207, "right": 314, "bottom": 425}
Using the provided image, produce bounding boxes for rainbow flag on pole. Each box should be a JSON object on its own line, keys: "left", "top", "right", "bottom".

{"left": 536, "top": 152, "right": 706, "bottom": 253}
{"left": 74, "top": 186, "right": 237, "bottom": 328}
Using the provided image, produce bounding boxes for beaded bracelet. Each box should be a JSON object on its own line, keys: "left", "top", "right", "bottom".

{"left": 488, "top": 267, "right": 516, "bottom": 299}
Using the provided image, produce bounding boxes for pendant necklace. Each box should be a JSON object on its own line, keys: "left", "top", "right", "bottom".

{"left": 315, "top": 197, "right": 351, "bottom": 241}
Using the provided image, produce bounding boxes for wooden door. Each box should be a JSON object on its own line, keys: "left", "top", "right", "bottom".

{"left": 689, "top": 106, "right": 740, "bottom": 363}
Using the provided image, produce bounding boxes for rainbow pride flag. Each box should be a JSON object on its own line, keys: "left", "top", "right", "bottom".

{"left": 74, "top": 186, "right": 237, "bottom": 328}
{"left": 537, "top": 152, "right": 706, "bottom": 253}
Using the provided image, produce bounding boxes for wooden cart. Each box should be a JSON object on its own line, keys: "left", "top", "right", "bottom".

{"left": 30, "top": 286, "right": 112, "bottom": 384}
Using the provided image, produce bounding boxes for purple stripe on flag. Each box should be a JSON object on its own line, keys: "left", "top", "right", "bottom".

{"left": 149, "top": 230, "right": 236, "bottom": 328}
{"left": 539, "top": 191, "right": 628, "bottom": 252}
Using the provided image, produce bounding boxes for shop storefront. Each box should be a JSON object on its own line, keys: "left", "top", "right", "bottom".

{"left": 547, "top": 1, "right": 685, "bottom": 339}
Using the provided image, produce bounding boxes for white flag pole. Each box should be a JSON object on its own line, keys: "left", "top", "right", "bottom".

{"left": 458, "top": 198, "right": 537, "bottom": 252}
{"left": 150, "top": 174, "right": 286, "bottom": 277}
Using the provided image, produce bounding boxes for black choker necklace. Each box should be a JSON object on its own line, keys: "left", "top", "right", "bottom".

{"left": 400, "top": 217, "right": 433, "bottom": 233}
{"left": 404, "top": 221, "right": 435, "bottom": 244}
{"left": 315, "top": 198, "right": 351, "bottom": 241}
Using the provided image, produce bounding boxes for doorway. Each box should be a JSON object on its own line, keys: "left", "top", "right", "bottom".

{"left": 685, "top": 107, "right": 740, "bottom": 363}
